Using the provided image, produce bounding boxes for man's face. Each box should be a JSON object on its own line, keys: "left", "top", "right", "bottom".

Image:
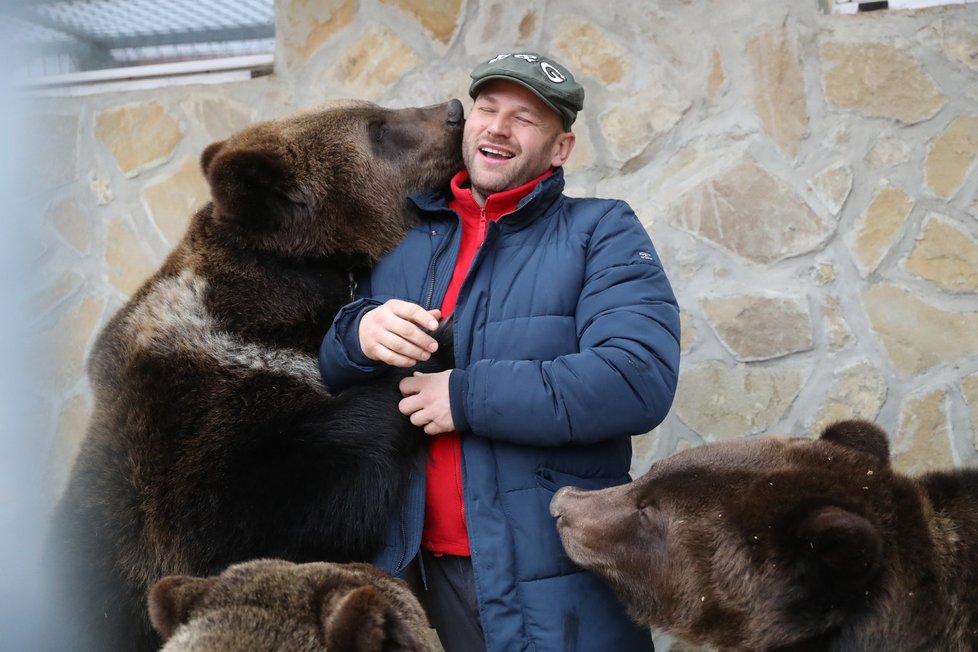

{"left": 462, "top": 80, "right": 575, "bottom": 205}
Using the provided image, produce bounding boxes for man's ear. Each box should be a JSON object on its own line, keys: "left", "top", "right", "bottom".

{"left": 550, "top": 131, "right": 576, "bottom": 168}
{"left": 147, "top": 575, "right": 214, "bottom": 641}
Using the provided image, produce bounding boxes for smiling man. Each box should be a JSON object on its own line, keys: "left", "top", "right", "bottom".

{"left": 319, "top": 53, "right": 681, "bottom": 652}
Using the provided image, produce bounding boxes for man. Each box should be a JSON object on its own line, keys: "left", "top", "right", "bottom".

{"left": 319, "top": 52, "right": 680, "bottom": 652}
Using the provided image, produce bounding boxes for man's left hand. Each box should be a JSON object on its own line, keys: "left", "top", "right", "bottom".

{"left": 399, "top": 370, "right": 455, "bottom": 435}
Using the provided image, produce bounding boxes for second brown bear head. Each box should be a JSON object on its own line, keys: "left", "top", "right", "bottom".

{"left": 149, "top": 559, "right": 434, "bottom": 651}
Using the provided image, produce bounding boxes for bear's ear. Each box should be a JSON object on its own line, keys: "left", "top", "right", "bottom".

{"left": 797, "top": 505, "right": 882, "bottom": 590}
{"left": 147, "top": 575, "right": 215, "bottom": 641}
{"left": 200, "top": 140, "right": 225, "bottom": 176}
{"left": 819, "top": 419, "right": 890, "bottom": 466}
{"left": 321, "top": 585, "right": 423, "bottom": 651}
{"left": 204, "top": 145, "right": 296, "bottom": 223}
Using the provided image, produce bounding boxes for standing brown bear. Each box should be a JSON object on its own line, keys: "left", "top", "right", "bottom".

{"left": 551, "top": 420, "right": 978, "bottom": 651}
{"left": 46, "top": 99, "right": 463, "bottom": 652}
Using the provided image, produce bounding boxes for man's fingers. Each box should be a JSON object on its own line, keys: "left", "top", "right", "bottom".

{"left": 369, "top": 302, "right": 438, "bottom": 354}
{"left": 388, "top": 300, "right": 440, "bottom": 332}
{"left": 373, "top": 330, "right": 431, "bottom": 363}
{"left": 359, "top": 303, "right": 438, "bottom": 364}
{"left": 399, "top": 376, "right": 420, "bottom": 397}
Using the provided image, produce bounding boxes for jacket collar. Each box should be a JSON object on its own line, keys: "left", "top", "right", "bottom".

{"left": 409, "top": 166, "right": 566, "bottom": 218}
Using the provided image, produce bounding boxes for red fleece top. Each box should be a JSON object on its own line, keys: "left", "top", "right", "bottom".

{"left": 422, "top": 168, "right": 552, "bottom": 556}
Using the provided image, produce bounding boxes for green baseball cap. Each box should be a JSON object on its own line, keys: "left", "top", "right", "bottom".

{"left": 469, "top": 53, "right": 585, "bottom": 131}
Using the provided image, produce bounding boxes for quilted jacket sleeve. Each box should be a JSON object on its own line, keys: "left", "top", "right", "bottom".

{"left": 449, "top": 202, "right": 681, "bottom": 446}
{"left": 318, "top": 296, "right": 386, "bottom": 391}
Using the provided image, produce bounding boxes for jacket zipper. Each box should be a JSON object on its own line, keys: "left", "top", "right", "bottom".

{"left": 422, "top": 217, "right": 459, "bottom": 310}
{"left": 395, "top": 215, "right": 459, "bottom": 574}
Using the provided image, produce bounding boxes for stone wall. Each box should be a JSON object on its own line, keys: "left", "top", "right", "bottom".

{"left": 30, "top": 0, "right": 978, "bottom": 637}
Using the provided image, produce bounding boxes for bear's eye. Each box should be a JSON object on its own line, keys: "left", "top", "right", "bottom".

{"left": 638, "top": 502, "right": 666, "bottom": 537}
{"left": 368, "top": 121, "right": 387, "bottom": 143}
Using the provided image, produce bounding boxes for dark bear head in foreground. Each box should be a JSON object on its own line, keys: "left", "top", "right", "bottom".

{"left": 551, "top": 420, "right": 978, "bottom": 651}
{"left": 200, "top": 99, "right": 463, "bottom": 260}
{"left": 149, "top": 559, "right": 433, "bottom": 652}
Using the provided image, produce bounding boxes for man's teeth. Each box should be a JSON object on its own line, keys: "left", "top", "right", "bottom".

{"left": 481, "top": 147, "right": 514, "bottom": 158}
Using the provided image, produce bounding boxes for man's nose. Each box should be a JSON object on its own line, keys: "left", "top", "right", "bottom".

{"left": 486, "top": 114, "right": 510, "bottom": 137}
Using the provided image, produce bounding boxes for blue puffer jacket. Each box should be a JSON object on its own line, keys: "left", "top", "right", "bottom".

{"left": 319, "top": 168, "right": 680, "bottom": 652}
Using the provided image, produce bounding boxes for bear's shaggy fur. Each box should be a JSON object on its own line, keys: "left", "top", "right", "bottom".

{"left": 148, "top": 559, "right": 434, "bottom": 652}
{"left": 47, "top": 99, "right": 463, "bottom": 652}
{"left": 551, "top": 420, "right": 978, "bottom": 651}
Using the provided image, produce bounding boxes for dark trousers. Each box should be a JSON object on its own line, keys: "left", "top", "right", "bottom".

{"left": 419, "top": 550, "right": 486, "bottom": 652}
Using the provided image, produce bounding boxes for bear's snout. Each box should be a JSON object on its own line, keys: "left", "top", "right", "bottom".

{"left": 446, "top": 98, "right": 464, "bottom": 127}
{"left": 549, "top": 485, "right": 586, "bottom": 521}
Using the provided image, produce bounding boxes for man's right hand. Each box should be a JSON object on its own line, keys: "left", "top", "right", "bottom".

{"left": 358, "top": 299, "right": 441, "bottom": 367}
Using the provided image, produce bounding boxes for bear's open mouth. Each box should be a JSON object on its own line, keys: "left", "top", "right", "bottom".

{"left": 480, "top": 146, "right": 515, "bottom": 159}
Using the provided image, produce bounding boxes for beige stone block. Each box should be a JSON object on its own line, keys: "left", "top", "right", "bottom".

{"left": 600, "top": 86, "right": 689, "bottom": 165}
{"left": 562, "top": 120, "right": 594, "bottom": 175}
{"left": 864, "top": 283, "right": 978, "bottom": 375}
{"left": 47, "top": 395, "right": 91, "bottom": 501}
{"left": 747, "top": 28, "right": 809, "bottom": 158}
{"left": 465, "top": 4, "right": 539, "bottom": 50}
{"left": 95, "top": 101, "right": 182, "bottom": 177}
{"left": 31, "top": 271, "right": 83, "bottom": 317}
{"left": 925, "top": 115, "right": 978, "bottom": 198}
{"left": 810, "top": 162, "right": 852, "bottom": 216}
{"left": 329, "top": 26, "right": 421, "bottom": 97}
{"left": 702, "top": 294, "right": 812, "bottom": 362}
{"left": 823, "top": 297, "right": 855, "bottom": 352}
{"left": 962, "top": 373, "right": 978, "bottom": 450}
{"left": 851, "top": 187, "right": 913, "bottom": 275}
{"left": 905, "top": 213, "right": 978, "bottom": 292}
{"left": 181, "top": 96, "right": 254, "bottom": 143}
{"left": 553, "top": 18, "right": 627, "bottom": 84}
{"left": 673, "top": 361, "right": 805, "bottom": 440}
{"left": 630, "top": 429, "right": 660, "bottom": 469}
{"left": 807, "top": 362, "right": 885, "bottom": 437}
{"left": 866, "top": 139, "right": 910, "bottom": 169}
{"left": 39, "top": 295, "right": 104, "bottom": 392}
{"left": 679, "top": 310, "right": 695, "bottom": 355}
{"left": 707, "top": 49, "right": 725, "bottom": 99}
{"left": 381, "top": 0, "right": 461, "bottom": 44}
{"left": 105, "top": 217, "right": 158, "bottom": 297}
{"left": 279, "top": 0, "right": 355, "bottom": 68}
{"left": 143, "top": 157, "right": 211, "bottom": 246}
{"left": 943, "top": 27, "right": 978, "bottom": 71}
{"left": 893, "top": 389, "right": 953, "bottom": 475}
{"left": 820, "top": 41, "right": 944, "bottom": 124}
{"left": 670, "top": 161, "right": 832, "bottom": 264}
{"left": 47, "top": 198, "right": 90, "bottom": 254}
{"left": 517, "top": 10, "right": 536, "bottom": 41}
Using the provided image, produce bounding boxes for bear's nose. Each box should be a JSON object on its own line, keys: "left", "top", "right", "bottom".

{"left": 446, "top": 98, "right": 464, "bottom": 127}
{"left": 550, "top": 486, "right": 580, "bottom": 518}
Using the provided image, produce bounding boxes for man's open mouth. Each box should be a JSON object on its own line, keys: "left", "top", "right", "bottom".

{"left": 480, "top": 146, "right": 515, "bottom": 160}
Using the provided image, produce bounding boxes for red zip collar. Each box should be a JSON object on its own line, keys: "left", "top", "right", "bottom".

{"left": 449, "top": 168, "right": 554, "bottom": 222}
